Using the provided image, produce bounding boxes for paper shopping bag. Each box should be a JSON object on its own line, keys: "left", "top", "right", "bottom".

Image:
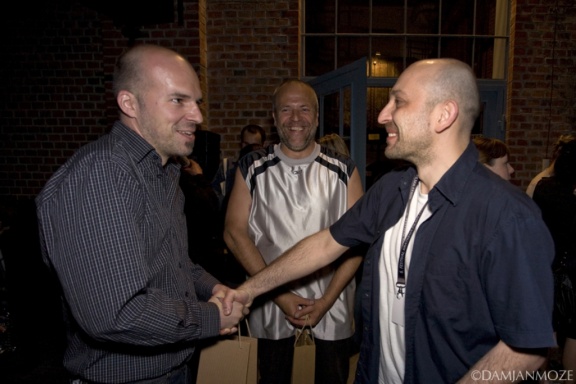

{"left": 291, "top": 326, "right": 315, "bottom": 384}
{"left": 196, "top": 331, "right": 258, "bottom": 384}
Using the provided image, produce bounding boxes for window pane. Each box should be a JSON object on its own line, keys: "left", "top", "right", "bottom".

{"left": 366, "top": 86, "right": 392, "bottom": 189}
{"left": 323, "top": 91, "right": 340, "bottom": 136}
{"left": 406, "top": 36, "right": 439, "bottom": 63}
{"left": 337, "top": 37, "right": 369, "bottom": 69}
{"left": 473, "top": 37, "right": 503, "bottom": 79}
{"left": 439, "top": 37, "right": 473, "bottom": 65}
{"left": 371, "top": 37, "right": 404, "bottom": 76}
{"left": 306, "top": 0, "right": 335, "bottom": 33}
{"left": 320, "top": 87, "right": 352, "bottom": 141}
{"left": 407, "top": 0, "right": 439, "bottom": 34}
{"left": 440, "top": 0, "right": 474, "bottom": 35}
{"left": 343, "top": 86, "right": 351, "bottom": 140}
{"left": 305, "top": 37, "right": 335, "bottom": 76}
{"left": 304, "top": 0, "right": 508, "bottom": 80}
{"left": 476, "top": 0, "right": 498, "bottom": 35}
{"left": 372, "top": 1, "right": 404, "bottom": 33}
{"left": 338, "top": 0, "right": 370, "bottom": 33}
{"left": 367, "top": 87, "right": 389, "bottom": 132}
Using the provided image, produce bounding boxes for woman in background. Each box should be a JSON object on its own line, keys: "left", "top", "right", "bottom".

{"left": 473, "top": 136, "right": 515, "bottom": 181}
{"left": 319, "top": 133, "right": 350, "bottom": 156}
{"left": 533, "top": 139, "right": 576, "bottom": 383}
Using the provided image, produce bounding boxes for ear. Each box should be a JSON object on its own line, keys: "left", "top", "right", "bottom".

{"left": 117, "top": 90, "right": 138, "bottom": 118}
{"left": 434, "top": 100, "right": 459, "bottom": 133}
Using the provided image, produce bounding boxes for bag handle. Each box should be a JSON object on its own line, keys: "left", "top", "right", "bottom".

{"left": 237, "top": 318, "right": 252, "bottom": 348}
{"left": 293, "top": 315, "right": 315, "bottom": 346}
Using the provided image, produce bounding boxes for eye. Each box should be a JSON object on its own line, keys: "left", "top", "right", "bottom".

{"left": 196, "top": 98, "right": 203, "bottom": 106}
{"left": 171, "top": 98, "right": 184, "bottom": 104}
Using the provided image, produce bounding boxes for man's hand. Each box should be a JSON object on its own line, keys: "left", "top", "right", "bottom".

{"left": 209, "top": 294, "right": 247, "bottom": 335}
{"left": 179, "top": 157, "right": 203, "bottom": 176}
{"left": 211, "top": 284, "right": 250, "bottom": 335}
{"left": 286, "top": 296, "right": 330, "bottom": 328}
{"left": 273, "top": 292, "right": 316, "bottom": 327}
{"left": 222, "top": 287, "right": 254, "bottom": 316}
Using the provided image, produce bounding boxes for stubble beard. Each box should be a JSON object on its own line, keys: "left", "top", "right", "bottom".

{"left": 385, "top": 120, "right": 433, "bottom": 166}
{"left": 279, "top": 125, "right": 316, "bottom": 153}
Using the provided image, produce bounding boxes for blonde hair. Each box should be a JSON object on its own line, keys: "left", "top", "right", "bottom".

{"left": 319, "top": 133, "right": 350, "bottom": 156}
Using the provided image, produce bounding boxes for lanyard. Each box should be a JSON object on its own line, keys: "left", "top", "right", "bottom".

{"left": 396, "top": 176, "right": 429, "bottom": 298}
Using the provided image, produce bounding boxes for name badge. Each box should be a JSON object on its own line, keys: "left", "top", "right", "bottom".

{"left": 391, "top": 295, "right": 405, "bottom": 327}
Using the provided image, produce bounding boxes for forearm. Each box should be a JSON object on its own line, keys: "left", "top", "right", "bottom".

{"left": 241, "top": 229, "right": 346, "bottom": 299}
{"left": 458, "top": 341, "right": 546, "bottom": 383}
{"left": 320, "top": 252, "right": 362, "bottom": 306}
{"left": 223, "top": 228, "right": 268, "bottom": 276}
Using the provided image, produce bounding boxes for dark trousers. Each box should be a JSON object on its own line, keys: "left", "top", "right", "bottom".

{"left": 258, "top": 336, "right": 353, "bottom": 384}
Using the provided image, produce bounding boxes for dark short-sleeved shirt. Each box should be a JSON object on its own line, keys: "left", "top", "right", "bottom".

{"left": 330, "top": 142, "right": 555, "bottom": 383}
{"left": 36, "top": 121, "right": 221, "bottom": 383}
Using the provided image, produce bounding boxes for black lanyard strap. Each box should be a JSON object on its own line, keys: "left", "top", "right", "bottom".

{"left": 396, "top": 176, "right": 429, "bottom": 298}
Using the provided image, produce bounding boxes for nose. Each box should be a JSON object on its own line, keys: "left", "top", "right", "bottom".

{"left": 290, "top": 109, "right": 301, "bottom": 121}
{"left": 378, "top": 99, "right": 394, "bottom": 125}
{"left": 508, "top": 164, "right": 515, "bottom": 176}
{"left": 186, "top": 101, "right": 203, "bottom": 124}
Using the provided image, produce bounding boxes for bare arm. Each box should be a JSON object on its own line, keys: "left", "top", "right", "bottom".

{"left": 457, "top": 341, "right": 546, "bottom": 383}
{"left": 223, "top": 167, "right": 267, "bottom": 276}
{"left": 223, "top": 228, "right": 349, "bottom": 314}
{"left": 290, "top": 168, "right": 364, "bottom": 326}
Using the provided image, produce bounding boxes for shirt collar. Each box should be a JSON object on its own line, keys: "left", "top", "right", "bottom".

{"left": 110, "top": 121, "right": 162, "bottom": 164}
{"left": 430, "top": 141, "right": 479, "bottom": 207}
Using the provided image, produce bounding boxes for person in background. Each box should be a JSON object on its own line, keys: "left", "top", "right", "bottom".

{"left": 178, "top": 157, "right": 222, "bottom": 273}
{"left": 210, "top": 125, "right": 266, "bottom": 287}
{"left": 212, "top": 124, "right": 266, "bottom": 203}
{"left": 319, "top": 133, "right": 350, "bottom": 156}
{"left": 533, "top": 139, "right": 576, "bottom": 384}
{"left": 473, "top": 136, "right": 515, "bottom": 181}
{"left": 224, "top": 79, "right": 364, "bottom": 384}
{"left": 223, "top": 59, "right": 555, "bottom": 383}
{"left": 527, "top": 133, "right": 576, "bottom": 198}
{"left": 35, "top": 44, "right": 246, "bottom": 384}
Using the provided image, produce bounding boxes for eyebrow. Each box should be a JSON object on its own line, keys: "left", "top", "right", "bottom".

{"left": 169, "top": 92, "right": 191, "bottom": 99}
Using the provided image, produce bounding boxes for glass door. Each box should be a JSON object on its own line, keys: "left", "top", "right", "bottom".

{"left": 308, "top": 57, "right": 368, "bottom": 188}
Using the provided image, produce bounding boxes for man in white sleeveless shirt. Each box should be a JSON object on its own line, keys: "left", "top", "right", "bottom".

{"left": 224, "top": 79, "right": 364, "bottom": 384}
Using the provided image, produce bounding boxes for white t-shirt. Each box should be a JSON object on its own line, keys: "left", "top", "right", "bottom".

{"left": 378, "top": 182, "right": 431, "bottom": 384}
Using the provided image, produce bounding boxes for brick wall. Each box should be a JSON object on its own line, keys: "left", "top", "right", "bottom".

{"left": 0, "top": 0, "right": 201, "bottom": 199}
{"left": 200, "top": 0, "right": 299, "bottom": 158}
{"left": 0, "top": 2, "right": 106, "bottom": 198}
{"left": 508, "top": 0, "right": 576, "bottom": 186}
{"left": 1, "top": 0, "right": 576, "bottom": 199}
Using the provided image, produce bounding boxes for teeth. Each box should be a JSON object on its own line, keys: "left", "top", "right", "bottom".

{"left": 179, "top": 131, "right": 193, "bottom": 136}
{"left": 388, "top": 133, "right": 397, "bottom": 137}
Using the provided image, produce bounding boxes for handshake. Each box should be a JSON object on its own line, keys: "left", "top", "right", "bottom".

{"left": 210, "top": 284, "right": 254, "bottom": 335}
{"left": 210, "top": 282, "right": 318, "bottom": 334}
